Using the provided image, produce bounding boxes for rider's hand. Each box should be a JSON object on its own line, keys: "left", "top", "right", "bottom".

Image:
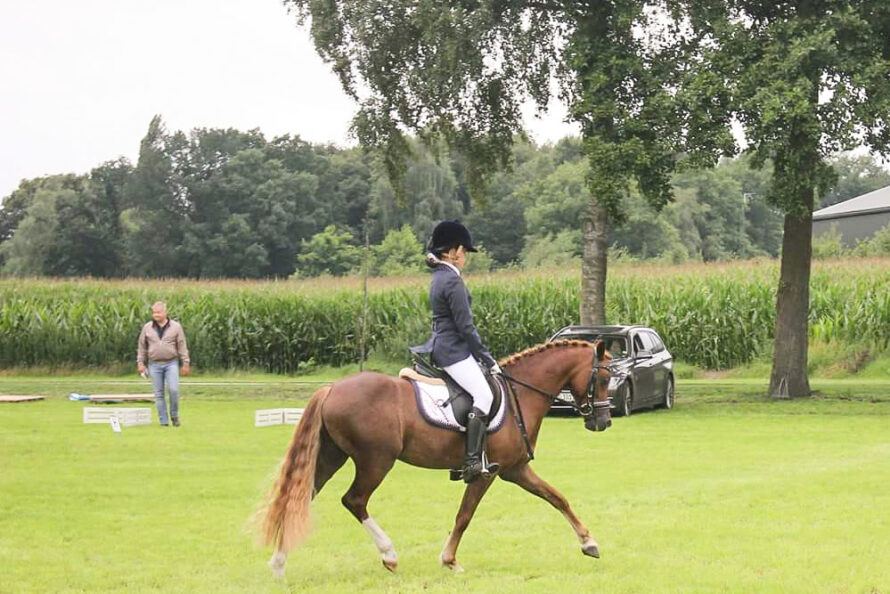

{"left": 490, "top": 362, "right": 503, "bottom": 375}
{"left": 137, "top": 363, "right": 147, "bottom": 376}
{"left": 181, "top": 365, "right": 191, "bottom": 377}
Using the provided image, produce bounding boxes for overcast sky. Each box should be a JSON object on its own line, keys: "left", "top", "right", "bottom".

{"left": 0, "top": 0, "right": 578, "bottom": 200}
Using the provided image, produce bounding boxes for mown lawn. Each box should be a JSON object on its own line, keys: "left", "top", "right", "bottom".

{"left": 1, "top": 377, "right": 889, "bottom": 593}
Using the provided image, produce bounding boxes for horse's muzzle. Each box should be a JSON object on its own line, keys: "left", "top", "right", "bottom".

{"left": 585, "top": 416, "right": 612, "bottom": 432}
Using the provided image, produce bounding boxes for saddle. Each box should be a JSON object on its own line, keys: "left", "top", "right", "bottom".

{"left": 403, "top": 348, "right": 504, "bottom": 428}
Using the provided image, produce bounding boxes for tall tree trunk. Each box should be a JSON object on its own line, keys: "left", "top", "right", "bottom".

{"left": 580, "top": 196, "right": 609, "bottom": 325}
{"left": 769, "top": 188, "right": 814, "bottom": 398}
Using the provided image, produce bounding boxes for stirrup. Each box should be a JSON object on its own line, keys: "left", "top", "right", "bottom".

{"left": 452, "top": 452, "right": 499, "bottom": 483}
{"left": 480, "top": 450, "right": 500, "bottom": 478}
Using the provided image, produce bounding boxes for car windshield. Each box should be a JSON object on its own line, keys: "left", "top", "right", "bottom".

{"left": 602, "top": 336, "right": 628, "bottom": 358}
{"left": 563, "top": 334, "right": 628, "bottom": 358}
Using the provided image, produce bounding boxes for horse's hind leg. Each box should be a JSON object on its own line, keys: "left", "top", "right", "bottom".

{"left": 341, "top": 454, "right": 399, "bottom": 571}
{"left": 314, "top": 426, "right": 347, "bottom": 498}
{"left": 440, "top": 475, "right": 494, "bottom": 572}
{"left": 500, "top": 464, "right": 600, "bottom": 558}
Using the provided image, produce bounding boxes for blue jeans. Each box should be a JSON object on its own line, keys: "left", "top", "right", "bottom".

{"left": 149, "top": 360, "right": 180, "bottom": 424}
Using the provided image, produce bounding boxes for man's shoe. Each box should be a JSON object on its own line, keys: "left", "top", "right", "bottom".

{"left": 172, "top": 418, "right": 181, "bottom": 427}
{"left": 159, "top": 423, "right": 169, "bottom": 427}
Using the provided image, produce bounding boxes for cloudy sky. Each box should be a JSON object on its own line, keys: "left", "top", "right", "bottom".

{"left": 0, "top": 0, "right": 578, "bottom": 200}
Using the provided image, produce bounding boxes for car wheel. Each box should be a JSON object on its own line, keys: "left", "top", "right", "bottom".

{"left": 617, "top": 382, "right": 633, "bottom": 417}
{"left": 659, "top": 376, "right": 674, "bottom": 410}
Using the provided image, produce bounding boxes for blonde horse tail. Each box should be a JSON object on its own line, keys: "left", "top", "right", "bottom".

{"left": 261, "top": 385, "right": 331, "bottom": 554}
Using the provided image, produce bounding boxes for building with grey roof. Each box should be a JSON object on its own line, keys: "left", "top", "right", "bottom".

{"left": 813, "top": 185, "right": 890, "bottom": 246}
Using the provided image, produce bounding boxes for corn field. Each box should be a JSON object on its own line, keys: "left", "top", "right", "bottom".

{"left": 1, "top": 258, "right": 888, "bottom": 371}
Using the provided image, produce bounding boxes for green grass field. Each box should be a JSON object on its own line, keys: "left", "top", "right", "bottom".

{"left": 2, "top": 376, "right": 889, "bottom": 593}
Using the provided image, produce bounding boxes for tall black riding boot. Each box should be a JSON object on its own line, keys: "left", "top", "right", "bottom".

{"left": 462, "top": 407, "right": 489, "bottom": 483}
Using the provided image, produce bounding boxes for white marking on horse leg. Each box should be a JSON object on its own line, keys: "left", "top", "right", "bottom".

{"left": 363, "top": 517, "right": 398, "bottom": 570}
{"left": 560, "top": 509, "right": 599, "bottom": 557}
{"left": 269, "top": 550, "right": 287, "bottom": 578}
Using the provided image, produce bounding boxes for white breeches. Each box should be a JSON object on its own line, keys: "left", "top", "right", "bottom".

{"left": 443, "top": 355, "right": 494, "bottom": 415}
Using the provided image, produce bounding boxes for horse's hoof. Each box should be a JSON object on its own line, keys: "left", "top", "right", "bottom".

{"left": 440, "top": 556, "right": 465, "bottom": 573}
{"left": 582, "top": 543, "right": 600, "bottom": 559}
{"left": 269, "top": 551, "right": 287, "bottom": 578}
{"left": 382, "top": 555, "right": 398, "bottom": 572}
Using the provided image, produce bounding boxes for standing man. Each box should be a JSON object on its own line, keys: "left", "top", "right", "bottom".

{"left": 137, "top": 301, "right": 191, "bottom": 427}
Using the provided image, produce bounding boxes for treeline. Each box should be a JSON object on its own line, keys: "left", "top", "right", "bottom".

{"left": 2, "top": 116, "right": 889, "bottom": 278}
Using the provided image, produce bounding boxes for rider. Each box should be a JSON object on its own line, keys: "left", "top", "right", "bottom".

{"left": 421, "top": 220, "right": 500, "bottom": 483}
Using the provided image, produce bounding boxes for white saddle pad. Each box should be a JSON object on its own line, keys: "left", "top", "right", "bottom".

{"left": 407, "top": 376, "right": 508, "bottom": 434}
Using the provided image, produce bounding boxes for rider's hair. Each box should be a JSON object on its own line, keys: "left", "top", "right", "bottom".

{"left": 426, "top": 251, "right": 444, "bottom": 269}
{"left": 426, "top": 243, "right": 462, "bottom": 268}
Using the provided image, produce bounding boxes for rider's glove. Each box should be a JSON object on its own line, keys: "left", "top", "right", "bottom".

{"left": 490, "top": 362, "right": 503, "bottom": 375}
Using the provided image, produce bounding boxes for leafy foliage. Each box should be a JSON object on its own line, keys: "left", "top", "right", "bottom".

{"left": 296, "top": 226, "right": 362, "bottom": 277}
{"left": 372, "top": 224, "right": 425, "bottom": 276}
{"left": 3, "top": 118, "right": 888, "bottom": 278}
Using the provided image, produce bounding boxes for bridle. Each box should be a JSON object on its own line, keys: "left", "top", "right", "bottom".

{"left": 579, "top": 346, "right": 612, "bottom": 418}
{"left": 497, "top": 342, "right": 611, "bottom": 461}
{"left": 500, "top": 343, "right": 611, "bottom": 419}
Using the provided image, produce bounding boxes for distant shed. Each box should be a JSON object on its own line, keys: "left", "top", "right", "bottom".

{"left": 813, "top": 185, "right": 890, "bottom": 246}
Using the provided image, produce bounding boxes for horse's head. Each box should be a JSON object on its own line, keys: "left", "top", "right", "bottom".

{"left": 568, "top": 340, "right": 613, "bottom": 432}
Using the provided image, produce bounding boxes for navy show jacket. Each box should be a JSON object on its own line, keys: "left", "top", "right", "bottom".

{"left": 414, "top": 264, "right": 495, "bottom": 368}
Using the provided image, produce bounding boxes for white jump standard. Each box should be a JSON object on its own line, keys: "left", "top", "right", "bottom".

{"left": 254, "top": 408, "right": 304, "bottom": 427}
{"left": 83, "top": 407, "right": 152, "bottom": 427}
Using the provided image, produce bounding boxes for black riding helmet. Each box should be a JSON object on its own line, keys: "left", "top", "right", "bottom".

{"left": 427, "top": 220, "right": 478, "bottom": 254}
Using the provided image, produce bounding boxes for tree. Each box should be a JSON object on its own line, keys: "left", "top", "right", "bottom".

{"left": 42, "top": 159, "right": 133, "bottom": 277}
{"left": 686, "top": 0, "right": 890, "bottom": 397}
{"left": 296, "top": 225, "right": 362, "bottom": 277}
{"left": 0, "top": 174, "right": 86, "bottom": 268}
{"left": 820, "top": 153, "right": 890, "bottom": 208}
{"left": 368, "top": 142, "right": 464, "bottom": 242}
{"left": 671, "top": 164, "right": 753, "bottom": 260}
{"left": 47, "top": 184, "right": 124, "bottom": 277}
{"left": 519, "top": 160, "right": 589, "bottom": 240}
{"left": 521, "top": 230, "right": 582, "bottom": 268}
{"left": 371, "top": 224, "right": 424, "bottom": 275}
{"left": 188, "top": 145, "right": 320, "bottom": 278}
{"left": 123, "top": 116, "right": 189, "bottom": 277}
{"left": 464, "top": 137, "right": 561, "bottom": 265}
{"left": 1, "top": 184, "right": 65, "bottom": 275}
{"left": 313, "top": 147, "right": 373, "bottom": 236}
{"left": 464, "top": 193, "right": 528, "bottom": 265}
{"left": 284, "top": 0, "right": 732, "bottom": 325}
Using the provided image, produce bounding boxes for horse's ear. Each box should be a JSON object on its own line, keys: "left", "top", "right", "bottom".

{"left": 595, "top": 340, "right": 606, "bottom": 359}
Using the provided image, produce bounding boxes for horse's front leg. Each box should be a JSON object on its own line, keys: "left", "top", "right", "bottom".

{"left": 440, "top": 475, "right": 494, "bottom": 572}
{"left": 500, "top": 464, "right": 600, "bottom": 558}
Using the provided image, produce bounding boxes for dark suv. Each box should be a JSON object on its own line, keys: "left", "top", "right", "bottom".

{"left": 548, "top": 325, "right": 675, "bottom": 416}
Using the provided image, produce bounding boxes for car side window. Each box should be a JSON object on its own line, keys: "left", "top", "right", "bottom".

{"left": 632, "top": 334, "right": 646, "bottom": 353}
{"left": 646, "top": 332, "right": 664, "bottom": 353}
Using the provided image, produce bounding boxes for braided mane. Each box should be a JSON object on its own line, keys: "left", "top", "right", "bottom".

{"left": 499, "top": 339, "right": 594, "bottom": 367}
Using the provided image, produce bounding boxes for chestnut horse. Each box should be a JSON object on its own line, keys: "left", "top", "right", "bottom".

{"left": 261, "top": 339, "right": 612, "bottom": 576}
